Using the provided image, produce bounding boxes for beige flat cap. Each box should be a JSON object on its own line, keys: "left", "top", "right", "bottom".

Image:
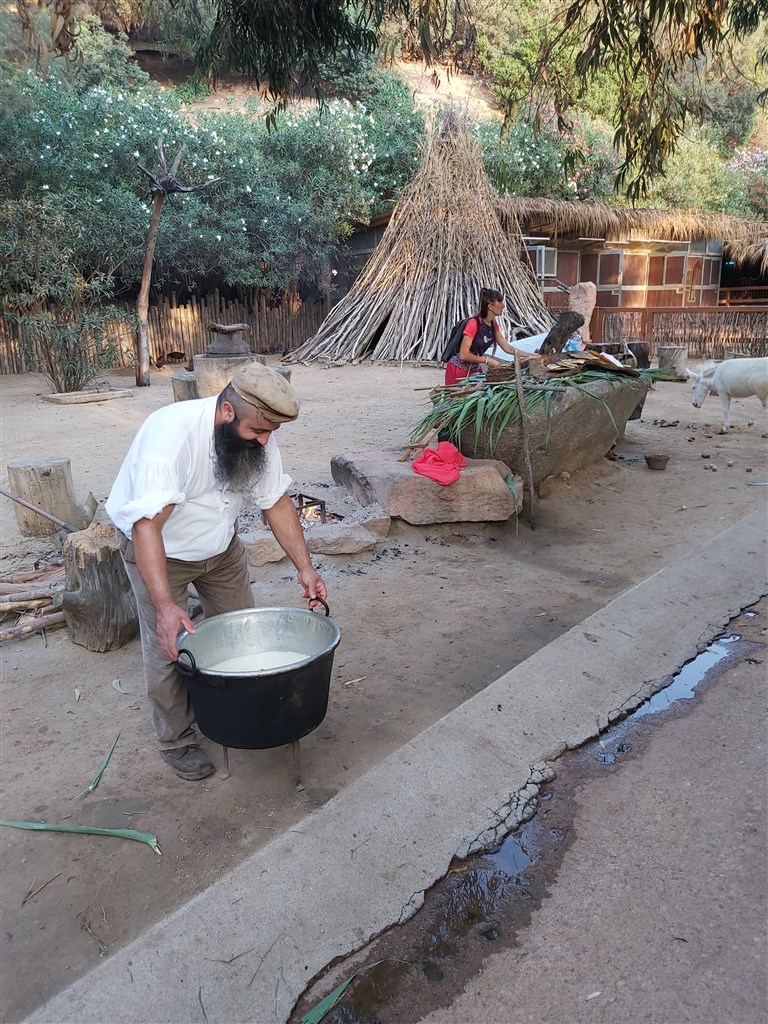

{"left": 230, "top": 363, "right": 300, "bottom": 423}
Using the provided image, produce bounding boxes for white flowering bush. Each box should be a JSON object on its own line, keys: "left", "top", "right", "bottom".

{"left": 473, "top": 109, "right": 619, "bottom": 200}
{"left": 0, "top": 58, "right": 423, "bottom": 301}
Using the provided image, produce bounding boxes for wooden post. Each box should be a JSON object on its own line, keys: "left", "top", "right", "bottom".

{"left": 7, "top": 458, "right": 97, "bottom": 537}
{"left": 514, "top": 354, "right": 535, "bottom": 529}
{"left": 61, "top": 523, "right": 139, "bottom": 652}
{"left": 658, "top": 345, "right": 688, "bottom": 379}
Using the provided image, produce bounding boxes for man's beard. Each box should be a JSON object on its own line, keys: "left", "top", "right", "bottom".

{"left": 214, "top": 418, "right": 268, "bottom": 490}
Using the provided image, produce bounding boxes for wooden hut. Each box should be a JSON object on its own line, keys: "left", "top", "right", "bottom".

{"left": 496, "top": 199, "right": 768, "bottom": 315}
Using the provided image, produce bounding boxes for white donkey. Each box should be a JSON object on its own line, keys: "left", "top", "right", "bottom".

{"left": 688, "top": 357, "right": 768, "bottom": 433}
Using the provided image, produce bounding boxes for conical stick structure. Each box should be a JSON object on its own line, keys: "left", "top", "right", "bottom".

{"left": 291, "top": 110, "right": 552, "bottom": 364}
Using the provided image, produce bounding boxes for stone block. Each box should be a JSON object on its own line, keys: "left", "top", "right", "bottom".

{"left": 306, "top": 524, "right": 381, "bottom": 556}
{"left": 240, "top": 500, "right": 391, "bottom": 565}
{"left": 330, "top": 450, "right": 520, "bottom": 525}
{"left": 239, "top": 530, "right": 286, "bottom": 566}
{"left": 193, "top": 353, "right": 267, "bottom": 398}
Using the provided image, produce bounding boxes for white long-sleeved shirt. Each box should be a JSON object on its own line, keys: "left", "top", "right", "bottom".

{"left": 105, "top": 396, "right": 291, "bottom": 561}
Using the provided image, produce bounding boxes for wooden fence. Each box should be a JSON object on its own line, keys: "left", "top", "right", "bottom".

{"left": 0, "top": 289, "right": 331, "bottom": 375}
{"left": 592, "top": 306, "right": 768, "bottom": 360}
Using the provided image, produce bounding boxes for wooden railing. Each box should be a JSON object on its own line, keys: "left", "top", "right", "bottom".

{"left": 719, "top": 286, "right": 768, "bottom": 307}
{"left": 0, "top": 289, "right": 331, "bottom": 375}
{"left": 592, "top": 305, "right": 768, "bottom": 360}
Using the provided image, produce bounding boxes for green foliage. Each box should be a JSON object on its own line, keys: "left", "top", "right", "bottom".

{"left": 17, "top": 307, "right": 134, "bottom": 393}
{"left": 60, "top": 11, "right": 150, "bottom": 91}
{"left": 0, "top": 56, "right": 422, "bottom": 302}
{"left": 473, "top": 110, "right": 620, "bottom": 201}
{"left": 727, "top": 147, "right": 768, "bottom": 218}
{"left": 644, "top": 127, "right": 755, "bottom": 215}
{"left": 171, "top": 80, "right": 212, "bottom": 104}
{"left": 544, "top": 0, "right": 768, "bottom": 198}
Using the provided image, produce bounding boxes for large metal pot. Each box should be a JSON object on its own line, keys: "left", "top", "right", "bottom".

{"left": 175, "top": 602, "right": 341, "bottom": 749}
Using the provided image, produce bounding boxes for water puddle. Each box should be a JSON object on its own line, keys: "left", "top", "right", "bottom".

{"left": 630, "top": 634, "right": 739, "bottom": 719}
{"left": 292, "top": 620, "right": 758, "bottom": 1024}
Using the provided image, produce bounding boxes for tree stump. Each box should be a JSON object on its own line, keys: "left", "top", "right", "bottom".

{"left": 7, "top": 458, "right": 97, "bottom": 537}
{"left": 61, "top": 523, "right": 139, "bottom": 651}
{"left": 171, "top": 370, "right": 200, "bottom": 402}
{"left": 658, "top": 345, "right": 688, "bottom": 379}
{"left": 538, "top": 311, "right": 586, "bottom": 355}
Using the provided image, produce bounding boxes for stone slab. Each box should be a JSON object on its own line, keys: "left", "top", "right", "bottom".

{"left": 331, "top": 450, "right": 520, "bottom": 524}
{"left": 40, "top": 389, "right": 133, "bottom": 405}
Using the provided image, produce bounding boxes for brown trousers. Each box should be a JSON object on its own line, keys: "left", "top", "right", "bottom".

{"left": 119, "top": 532, "right": 254, "bottom": 749}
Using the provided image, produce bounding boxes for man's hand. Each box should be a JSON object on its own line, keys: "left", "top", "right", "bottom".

{"left": 156, "top": 602, "right": 196, "bottom": 662}
{"left": 297, "top": 566, "right": 328, "bottom": 608}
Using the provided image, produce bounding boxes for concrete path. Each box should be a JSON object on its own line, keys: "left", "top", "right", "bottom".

{"left": 418, "top": 612, "right": 767, "bottom": 1024}
{"left": 26, "top": 509, "right": 767, "bottom": 1024}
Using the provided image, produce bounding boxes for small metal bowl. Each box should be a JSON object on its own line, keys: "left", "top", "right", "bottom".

{"left": 645, "top": 454, "right": 670, "bottom": 471}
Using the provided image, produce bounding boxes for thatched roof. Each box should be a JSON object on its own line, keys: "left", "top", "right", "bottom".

{"left": 497, "top": 197, "right": 767, "bottom": 251}
{"left": 722, "top": 237, "right": 768, "bottom": 276}
{"left": 291, "top": 112, "right": 552, "bottom": 364}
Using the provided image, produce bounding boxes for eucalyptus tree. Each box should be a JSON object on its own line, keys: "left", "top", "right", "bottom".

{"left": 195, "top": 0, "right": 766, "bottom": 195}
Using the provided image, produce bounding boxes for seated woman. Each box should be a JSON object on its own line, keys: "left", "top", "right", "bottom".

{"left": 444, "top": 288, "right": 521, "bottom": 385}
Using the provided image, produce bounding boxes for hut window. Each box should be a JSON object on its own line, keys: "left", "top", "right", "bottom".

{"left": 532, "top": 246, "right": 558, "bottom": 281}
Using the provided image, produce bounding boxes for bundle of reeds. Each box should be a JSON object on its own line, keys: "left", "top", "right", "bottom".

{"left": 290, "top": 109, "right": 552, "bottom": 365}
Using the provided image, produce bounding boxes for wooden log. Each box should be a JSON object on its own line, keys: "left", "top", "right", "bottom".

{"left": 1, "top": 564, "right": 64, "bottom": 585}
{"left": 0, "top": 611, "right": 66, "bottom": 643}
{"left": 0, "top": 587, "right": 60, "bottom": 603}
{"left": 61, "top": 523, "right": 139, "bottom": 652}
{"left": 6, "top": 458, "right": 97, "bottom": 537}
{"left": 658, "top": 345, "right": 688, "bottom": 379}
{"left": 0, "top": 598, "right": 51, "bottom": 612}
{"left": 538, "top": 311, "right": 586, "bottom": 355}
{"left": 514, "top": 353, "right": 535, "bottom": 528}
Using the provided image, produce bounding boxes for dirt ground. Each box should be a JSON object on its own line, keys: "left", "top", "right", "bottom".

{"left": 1, "top": 359, "right": 767, "bottom": 1022}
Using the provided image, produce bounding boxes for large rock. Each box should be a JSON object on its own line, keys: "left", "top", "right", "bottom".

{"left": 331, "top": 451, "right": 521, "bottom": 524}
{"left": 240, "top": 501, "right": 392, "bottom": 565}
{"left": 460, "top": 376, "right": 650, "bottom": 488}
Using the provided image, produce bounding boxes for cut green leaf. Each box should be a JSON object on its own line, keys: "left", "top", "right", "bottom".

{"left": 300, "top": 961, "right": 385, "bottom": 1024}
{"left": 72, "top": 732, "right": 121, "bottom": 802}
{"left": 0, "top": 819, "right": 161, "bottom": 855}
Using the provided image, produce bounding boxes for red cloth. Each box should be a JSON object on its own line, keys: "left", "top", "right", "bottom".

{"left": 412, "top": 441, "right": 467, "bottom": 486}
{"left": 445, "top": 360, "right": 471, "bottom": 386}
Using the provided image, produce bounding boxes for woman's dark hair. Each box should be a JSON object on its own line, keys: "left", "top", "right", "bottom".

{"left": 478, "top": 288, "right": 504, "bottom": 318}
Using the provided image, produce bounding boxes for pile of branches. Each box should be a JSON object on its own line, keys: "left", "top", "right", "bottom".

{"left": 290, "top": 109, "right": 552, "bottom": 365}
{"left": 411, "top": 366, "right": 668, "bottom": 453}
{"left": 0, "top": 558, "right": 66, "bottom": 643}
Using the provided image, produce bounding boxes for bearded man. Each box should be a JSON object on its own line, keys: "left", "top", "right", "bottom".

{"left": 106, "top": 362, "right": 327, "bottom": 781}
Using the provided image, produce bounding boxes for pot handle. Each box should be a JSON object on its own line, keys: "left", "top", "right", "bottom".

{"left": 309, "top": 596, "right": 330, "bottom": 616}
{"left": 176, "top": 648, "right": 197, "bottom": 678}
